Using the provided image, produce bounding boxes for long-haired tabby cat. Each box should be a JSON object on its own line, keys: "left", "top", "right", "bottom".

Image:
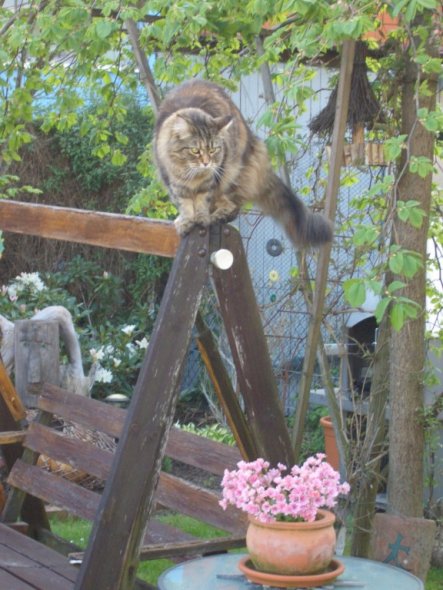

{"left": 154, "top": 80, "right": 332, "bottom": 247}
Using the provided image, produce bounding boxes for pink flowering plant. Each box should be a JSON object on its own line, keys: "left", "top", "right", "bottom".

{"left": 220, "top": 453, "right": 350, "bottom": 523}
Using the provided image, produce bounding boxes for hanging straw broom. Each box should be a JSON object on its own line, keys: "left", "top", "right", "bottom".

{"left": 309, "top": 41, "right": 385, "bottom": 143}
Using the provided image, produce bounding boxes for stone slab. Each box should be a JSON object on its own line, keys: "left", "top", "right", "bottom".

{"left": 369, "top": 512, "right": 436, "bottom": 580}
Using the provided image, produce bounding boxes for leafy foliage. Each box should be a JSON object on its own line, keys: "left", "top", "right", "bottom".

{"left": 177, "top": 422, "right": 236, "bottom": 446}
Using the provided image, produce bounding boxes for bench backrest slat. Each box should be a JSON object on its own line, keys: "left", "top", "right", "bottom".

{"left": 36, "top": 385, "right": 242, "bottom": 477}
{"left": 8, "top": 461, "right": 100, "bottom": 521}
{"left": 164, "top": 427, "right": 241, "bottom": 476}
{"left": 36, "top": 385, "right": 125, "bottom": 439}
{"left": 25, "top": 422, "right": 113, "bottom": 482}
{"left": 157, "top": 472, "right": 246, "bottom": 534}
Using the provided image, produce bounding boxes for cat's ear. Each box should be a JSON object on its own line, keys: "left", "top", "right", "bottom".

{"left": 214, "top": 115, "right": 233, "bottom": 133}
{"left": 172, "top": 113, "right": 192, "bottom": 135}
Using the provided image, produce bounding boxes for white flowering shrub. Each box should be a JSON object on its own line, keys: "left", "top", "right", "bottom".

{"left": 6, "top": 272, "right": 47, "bottom": 300}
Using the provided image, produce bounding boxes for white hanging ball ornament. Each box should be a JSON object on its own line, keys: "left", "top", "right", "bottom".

{"left": 210, "top": 249, "right": 234, "bottom": 270}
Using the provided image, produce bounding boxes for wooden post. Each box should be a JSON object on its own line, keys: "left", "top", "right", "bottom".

{"left": 0, "top": 360, "right": 50, "bottom": 532}
{"left": 75, "top": 227, "right": 209, "bottom": 590}
{"left": 14, "top": 320, "right": 59, "bottom": 408}
{"left": 195, "top": 311, "right": 259, "bottom": 460}
{"left": 0, "top": 361, "right": 26, "bottom": 422}
{"left": 211, "top": 226, "right": 295, "bottom": 467}
{"left": 291, "top": 40, "right": 356, "bottom": 460}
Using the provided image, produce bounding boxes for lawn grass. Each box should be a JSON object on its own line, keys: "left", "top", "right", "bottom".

{"left": 49, "top": 514, "right": 442, "bottom": 588}
{"left": 425, "top": 567, "right": 443, "bottom": 590}
{"left": 49, "top": 512, "right": 232, "bottom": 585}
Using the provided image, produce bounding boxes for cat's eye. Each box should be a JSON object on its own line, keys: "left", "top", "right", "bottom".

{"left": 189, "top": 148, "right": 200, "bottom": 155}
{"left": 208, "top": 147, "right": 219, "bottom": 155}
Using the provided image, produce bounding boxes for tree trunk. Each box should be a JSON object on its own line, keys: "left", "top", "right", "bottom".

{"left": 351, "top": 316, "right": 390, "bottom": 555}
{"left": 387, "top": 40, "right": 437, "bottom": 517}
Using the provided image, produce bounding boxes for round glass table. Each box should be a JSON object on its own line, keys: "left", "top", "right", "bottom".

{"left": 158, "top": 553, "right": 424, "bottom": 589}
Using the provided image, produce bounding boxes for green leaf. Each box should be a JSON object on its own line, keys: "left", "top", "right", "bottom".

{"left": 389, "top": 251, "right": 404, "bottom": 274}
{"left": 115, "top": 131, "right": 129, "bottom": 146}
{"left": 416, "top": 0, "right": 437, "bottom": 9}
{"left": 383, "top": 135, "right": 407, "bottom": 161}
{"left": 390, "top": 297, "right": 421, "bottom": 330}
{"left": 367, "top": 280, "right": 382, "bottom": 295}
{"left": 111, "top": 149, "right": 127, "bottom": 166}
{"left": 343, "top": 279, "right": 366, "bottom": 307}
{"left": 391, "top": 0, "right": 409, "bottom": 17}
{"left": 390, "top": 302, "right": 405, "bottom": 331}
{"left": 397, "top": 200, "right": 426, "bottom": 228}
{"left": 405, "top": 0, "right": 418, "bottom": 22}
{"left": 374, "top": 297, "right": 390, "bottom": 324}
{"left": 402, "top": 252, "right": 423, "bottom": 278}
{"left": 387, "top": 280, "right": 406, "bottom": 294}
{"left": 409, "top": 156, "right": 434, "bottom": 178}
{"left": 94, "top": 144, "right": 110, "bottom": 158}
{"left": 95, "top": 20, "right": 113, "bottom": 40}
{"left": 353, "top": 226, "right": 378, "bottom": 246}
{"left": 417, "top": 107, "right": 443, "bottom": 132}
{"left": 257, "top": 109, "right": 275, "bottom": 129}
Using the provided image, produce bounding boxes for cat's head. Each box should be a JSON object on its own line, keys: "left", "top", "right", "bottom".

{"left": 165, "top": 108, "right": 232, "bottom": 177}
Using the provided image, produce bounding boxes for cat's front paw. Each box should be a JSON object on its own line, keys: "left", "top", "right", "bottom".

{"left": 174, "top": 216, "right": 196, "bottom": 236}
{"left": 210, "top": 207, "right": 239, "bottom": 224}
{"left": 174, "top": 214, "right": 211, "bottom": 236}
{"left": 193, "top": 212, "right": 211, "bottom": 227}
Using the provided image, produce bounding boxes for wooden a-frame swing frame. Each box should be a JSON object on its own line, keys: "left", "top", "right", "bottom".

{"left": 0, "top": 198, "right": 295, "bottom": 589}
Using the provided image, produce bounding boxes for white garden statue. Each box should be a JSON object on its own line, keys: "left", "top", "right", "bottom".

{"left": 0, "top": 305, "right": 96, "bottom": 396}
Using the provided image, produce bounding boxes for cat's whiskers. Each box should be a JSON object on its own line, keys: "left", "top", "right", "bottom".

{"left": 212, "top": 167, "right": 223, "bottom": 182}
{"left": 176, "top": 166, "right": 211, "bottom": 189}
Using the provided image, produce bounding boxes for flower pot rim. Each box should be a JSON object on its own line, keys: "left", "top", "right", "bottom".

{"left": 248, "top": 508, "right": 335, "bottom": 530}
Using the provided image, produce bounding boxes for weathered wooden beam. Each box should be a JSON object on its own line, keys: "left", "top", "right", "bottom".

{"left": 0, "top": 361, "right": 26, "bottom": 421}
{"left": 0, "top": 431, "right": 26, "bottom": 444}
{"left": 75, "top": 226, "right": 209, "bottom": 590}
{"left": 211, "top": 225, "right": 295, "bottom": 467}
{"left": 0, "top": 200, "right": 179, "bottom": 257}
{"left": 156, "top": 472, "right": 246, "bottom": 534}
{"left": 291, "top": 40, "right": 356, "bottom": 460}
{"left": 0, "top": 362, "right": 50, "bottom": 534}
{"left": 195, "top": 311, "right": 259, "bottom": 461}
{"left": 71, "top": 534, "right": 246, "bottom": 563}
{"left": 2, "top": 408, "right": 54, "bottom": 529}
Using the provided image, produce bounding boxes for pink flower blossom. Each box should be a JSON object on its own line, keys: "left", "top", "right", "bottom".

{"left": 220, "top": 453, "right": 350, "bottom": 524}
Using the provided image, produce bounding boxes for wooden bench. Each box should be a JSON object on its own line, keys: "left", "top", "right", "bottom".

{"left": 0, "top": 522, "right": 79, "bottom": 590}
{"left": 1, "top": 383, "right": 246, "bottom": 587}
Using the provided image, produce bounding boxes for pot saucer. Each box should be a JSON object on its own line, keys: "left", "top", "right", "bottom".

{"left": 238, "top": 556, "right": 345, "bottom": 588}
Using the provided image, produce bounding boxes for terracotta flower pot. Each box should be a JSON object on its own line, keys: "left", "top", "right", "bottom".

{"left": 320, "top": 415, "right": 340, "bottom": 471}
{"left": 246, "top": 508, "right": 336, "bottom": 575}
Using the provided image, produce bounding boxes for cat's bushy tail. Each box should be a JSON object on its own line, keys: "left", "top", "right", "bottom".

{"left": 265, "top": 174, "right": 333, "bottom": 248}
